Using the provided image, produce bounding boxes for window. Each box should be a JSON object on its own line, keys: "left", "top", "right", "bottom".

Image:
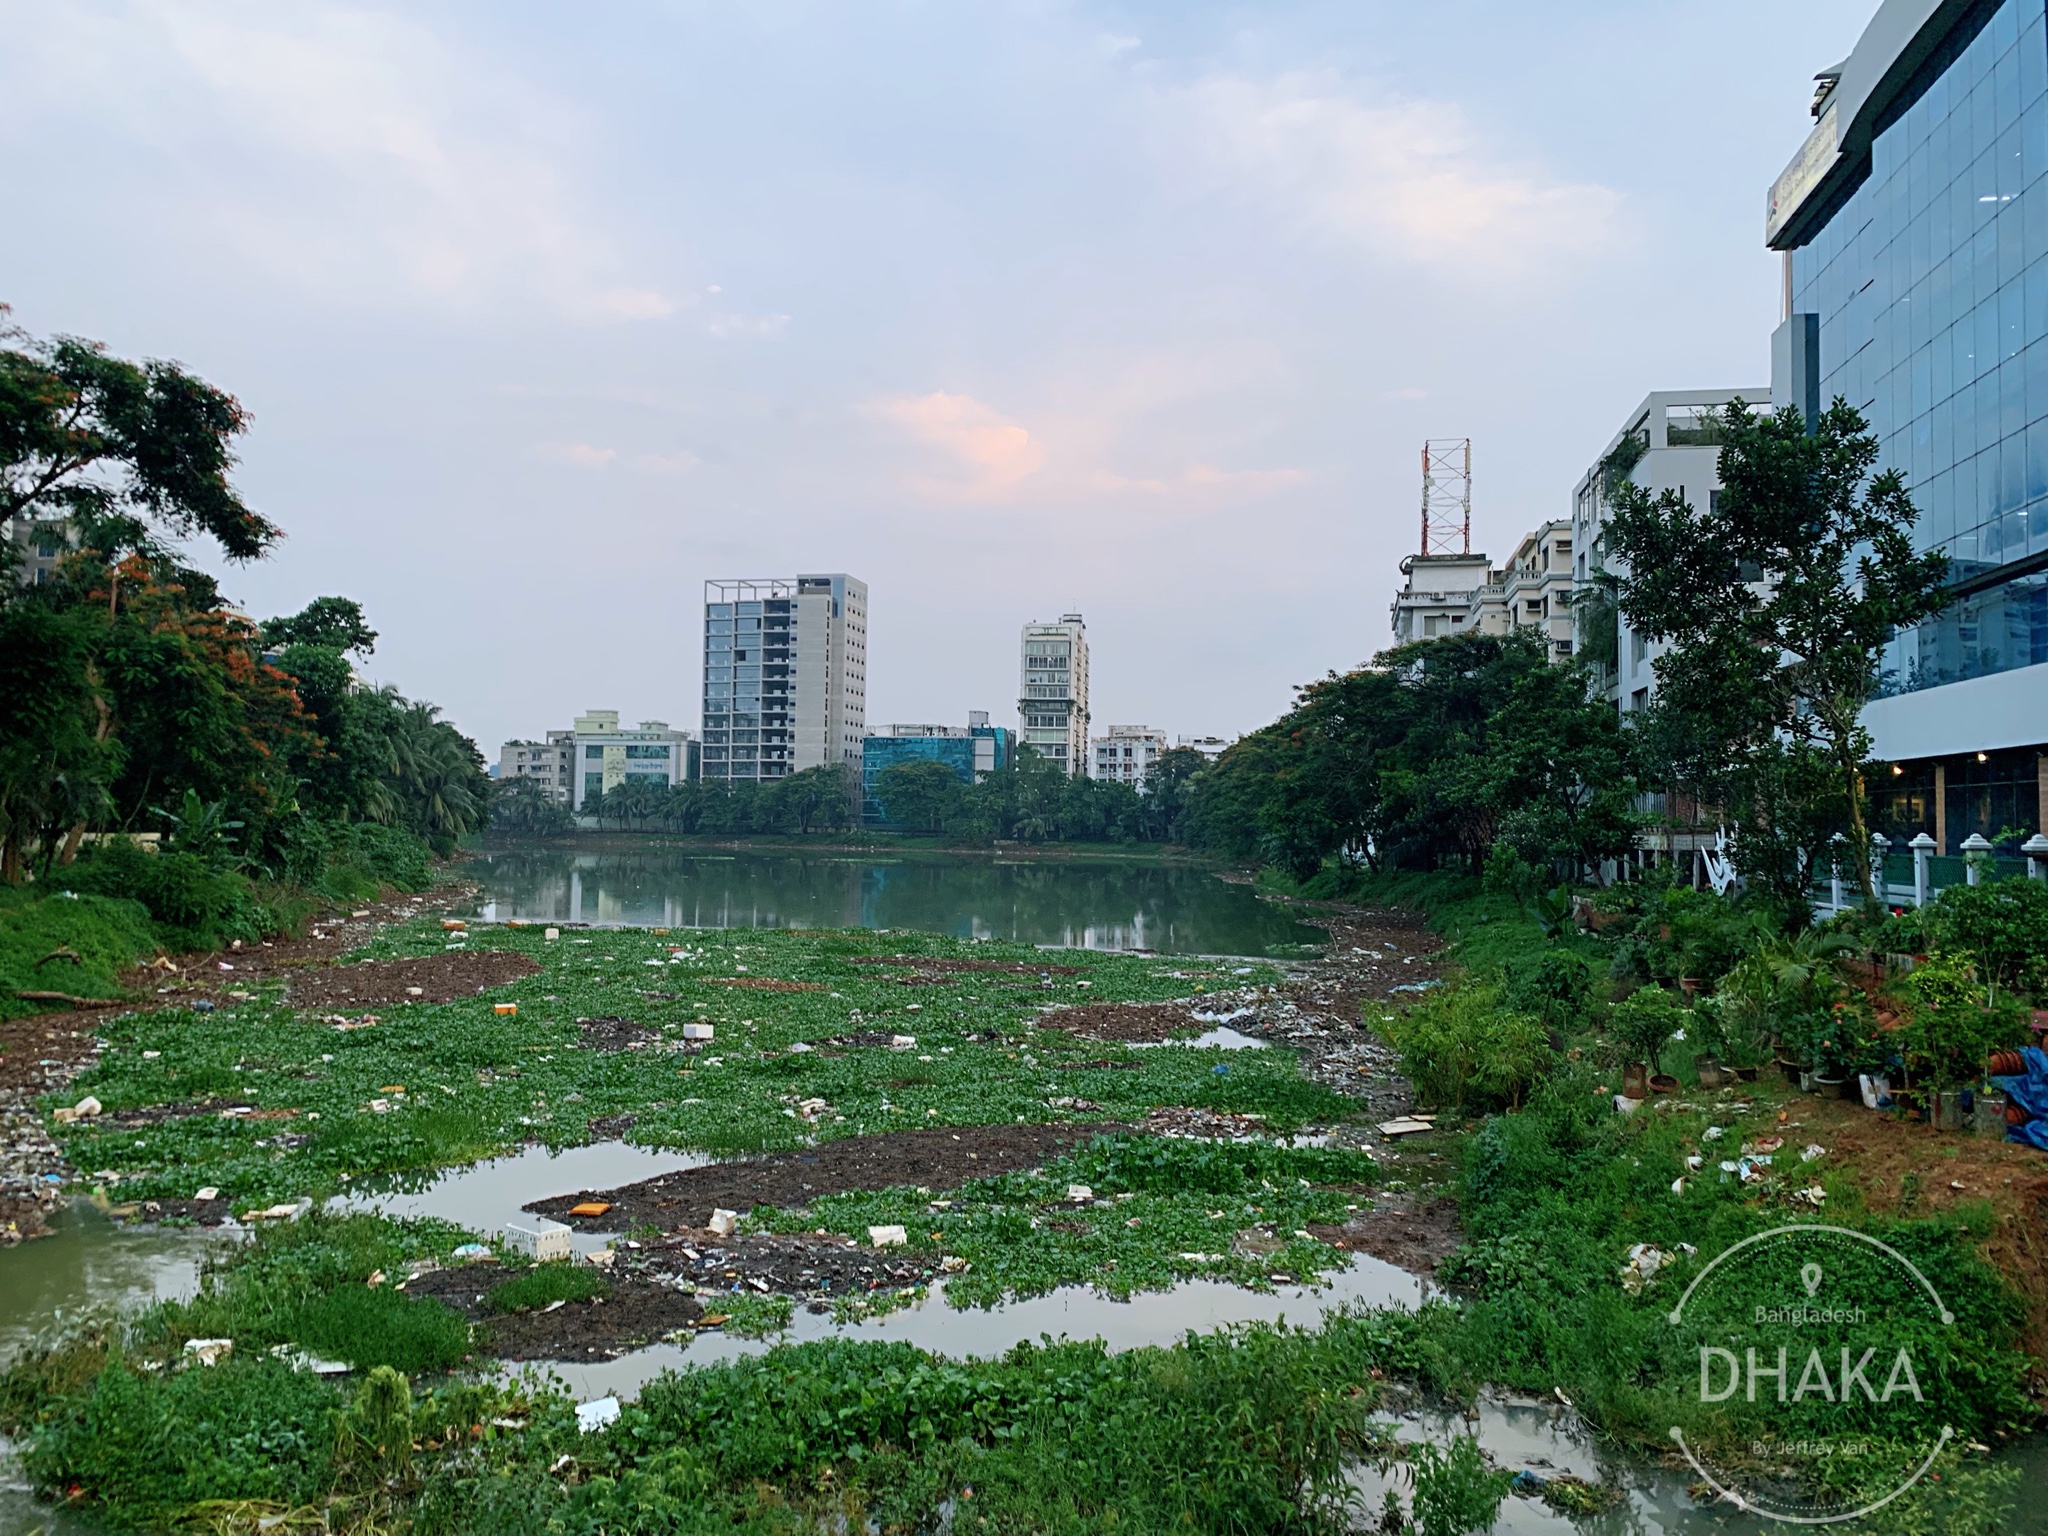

{"left": 585, "top": 745, "right": 604, "bottom": 759}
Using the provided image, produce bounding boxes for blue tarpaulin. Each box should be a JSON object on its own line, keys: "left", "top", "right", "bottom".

{"left": 1990, "top": 1046, "right": 2048, "bottom": 1152}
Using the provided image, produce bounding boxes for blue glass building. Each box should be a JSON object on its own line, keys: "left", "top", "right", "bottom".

{"left": 862, "top": 718, "right": 1011, "bottom": 826}
{"left": 1769, "top": 0, "right": 2048, "bottom": 848}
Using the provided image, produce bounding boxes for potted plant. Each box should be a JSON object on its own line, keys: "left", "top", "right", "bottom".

{"left": 1895, "top": 952, "right": 2030, "bottom": 1132}
{"left": 1609, "top": 988, "right": 1684, "bottom": 1099}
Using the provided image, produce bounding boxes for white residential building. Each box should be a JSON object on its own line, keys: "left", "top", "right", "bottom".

{"left": 1091, "top": 725, "right": 1167, "bottom": 786}
{"left": 1466, "top": 521, "right": 1577, "bottom": 661}
{"left": 1018, "top": 614, "right": 1089, "bottom": 775}
{"left": 1176, "top": 735, "right": 1236, "bottom": 763}
{"left": 701, "top": 574, "right": 867, "bottom": 784}
{"left": 570, "top": 711, "right": 695, "bottom": 811}
{"left": 497, "top": 731, "right": 575, "bottom": 803}
{"left": 1389, "top": 552, "right": 1492, "bottom": 644}
{"left": 1570, "top": 388, "right": 1764, "bottom": 715}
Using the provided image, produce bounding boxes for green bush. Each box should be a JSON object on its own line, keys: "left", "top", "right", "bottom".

{"left": 1605, "top": 987, "right": 1684, "bottom": 1074}
{"left": 1381, "top": 984, "right": 1553, "bottom": 1112}
{"left": 0, "top": 885, "right": 158, "bottom": 1018}
{"left": 1407, "top": 1435, "right": 1512, "bottom": 1536}
{"left": 1500, "top": 949, "right": 1593, "bottom": 1031}
{"left": 61, "top": 838, "right": 258, "bottom": 950}
{"left": 1895, "top": 952, "right": 2031, "bottom": 1092}
{"left": 1924, "top": 877, "right": 2048, "bottom": 998}
{"left": 17, "top": 1355, "right": 340, "bottom": 1522}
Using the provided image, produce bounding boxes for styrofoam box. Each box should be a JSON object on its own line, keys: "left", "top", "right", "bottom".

{"left": 682, "top": 1022, "right": 715, "bottom": 1040}
{"left": 500, "top": 1219, "right": 572, "bottom": 1261}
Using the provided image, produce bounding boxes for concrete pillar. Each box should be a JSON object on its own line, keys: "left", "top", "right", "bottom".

{"left": 1829, "top": 833, "right": 1845, "bottom": 912}
{"left": 1933, "top": 763, "right": 1947, "bottom": 854}
{"left": 2024, "top": 833, "right": 2048, "bottom": 882}
{"left": 1961, "top": 833, "right": 1992, "bottom": 885}
{"left": 1870, "top": 834, "right": 1891, "bottom": 903}
{"left": 1910, "top": 832, "right": 1937, "bottom": 908}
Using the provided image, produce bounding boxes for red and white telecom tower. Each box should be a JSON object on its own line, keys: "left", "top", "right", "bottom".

{"left": 1419, "top": 438, "right": 1472, "bottom": 556}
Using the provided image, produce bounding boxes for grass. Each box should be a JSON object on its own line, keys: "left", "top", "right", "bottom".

{"left": 753, "top": 1134, "right": 1379, "bottom": 1308}
{"left": 488, "top": 1262, "right": 608, "bottom": 1313}
{"left": 48, "top": 923, "right": 1308, "bottom": 1207}
{"left": 0, "top": 885, "right": 159, "bottom": 1018}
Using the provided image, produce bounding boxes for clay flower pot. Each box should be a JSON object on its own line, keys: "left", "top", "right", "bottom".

{"left": 1648, "top": 1073, "right": 1680, "bottom": 1095}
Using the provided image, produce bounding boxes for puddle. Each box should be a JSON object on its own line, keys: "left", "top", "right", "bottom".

{"left": 1130, "top": 1026, "right": 1269, "bottom": 1051}
{"left": 525, "top": 1250, "right": 1429, "bottom": 1402}
{"left": 0, "top": 1205, "right": 216, "bottom": 1371}
{"left": 333, "top": 1141, "right": 713, "bottom": 1256}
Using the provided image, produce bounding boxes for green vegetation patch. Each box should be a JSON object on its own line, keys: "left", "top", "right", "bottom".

{"left": 488, "top": 1261, "right": 609, "bottom": 1314}
{"left": 0, "top": 885, "right": 160, "bottom": 1018}
{"left": 51, "top": 922, "right": 1300, "bottom": 1205}
{"left": 755, "top": 1133, "right": 1378, "bottom": 1307}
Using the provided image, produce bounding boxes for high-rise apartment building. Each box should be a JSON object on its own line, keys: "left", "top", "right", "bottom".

{"left": 702, "top": 575, "right": 867, "bottom": 784}
{"left": 1018, "top": 614, "right": 1089, "bottom": 774}
{"left": 1766, "top": 0, "right": 2047, "bottom": 851}
{"left": 861, "top": 712, "right": 1012, "bottom": 824}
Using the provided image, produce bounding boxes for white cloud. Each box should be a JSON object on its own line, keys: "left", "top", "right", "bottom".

{"left": 12, "top": 0, "right": 675, "bottom": 321}
{"left": 874, "top": 392, "right": 1047, "bottom": 500}
{"left": 538, "top": 442, "right": 617, "bottom": 468}
{"left": 1166, "top": 72, "right": 1622, "bottom": 277}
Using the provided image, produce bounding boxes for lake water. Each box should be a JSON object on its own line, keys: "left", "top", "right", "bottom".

{"left": 466, "top": 841, "right": 1327, "bottom": 957}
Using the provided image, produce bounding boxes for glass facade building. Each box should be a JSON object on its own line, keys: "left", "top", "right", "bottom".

{"left": 1785, "top": 0, "right": 2048, "bottom": 694}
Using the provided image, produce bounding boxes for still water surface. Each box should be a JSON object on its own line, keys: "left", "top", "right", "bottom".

{"left": 467, "top": 841, "right": 1325, "bottom": 956}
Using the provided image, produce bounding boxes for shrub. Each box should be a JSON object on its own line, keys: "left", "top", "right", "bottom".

{"left": 1381, "top": 985, "right": 1553, "bottom": 1112}
{"left": 1407, "top": 1435, "right": 1513, "bottom": 1536}
{"left": 1605, "top": 987, "right": 1685, "bottom": 1074}
{"left": 1500, "top": 949, "right": 1593, "bottom": 1032}
{"left": 1894, "top": 952, "right": 2031, "bottom": 1092}
{"left": 61, "top": 838, "right": 258, "bottom": 950}
{"left": 1925, "top": 877, "right": 2048, "bottom": 998}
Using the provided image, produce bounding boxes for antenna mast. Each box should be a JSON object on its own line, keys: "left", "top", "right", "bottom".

{"left": 1419, "top": 439, "right": 1472, "bottom": 556}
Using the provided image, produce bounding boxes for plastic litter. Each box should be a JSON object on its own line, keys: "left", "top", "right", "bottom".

{"left": 494, "top": 1003, "right": 518, "bottom": 1016}
{"left": 569, "top": 1201, "right": 612, "bottom": 1218}
{"left": 576, "top": 1396, "right": 622, "bottom": 1434}
{"left": 1618, "top": 1243, "right": 1666, "bottom": 1294}
{"left": 193, "top": 1186, "right": 220, "bottom": 1202}
{"left": 707, "top": 1209, "right": 738, "bottom": 1236}
{"left": 184, "top": 1338, "right": 233, "bottom": 1367}
{"left": 682, "top": 1022, "right": 715, "bottom": 1041}
{"left": 499, "top": 1220, "right": 572, "bottom": 1261}
{"left": 1376, "top": 1118, "right": 1432, "bottom": 1137}
{"left": 868, "top": 1224, "right": 909, "bottom": 1247}
{"left": 545, "top": 928, "right": 560, "bottom": 941}
{"left": 1066, "top": 1184, "right": 1094, "bottom": 1202}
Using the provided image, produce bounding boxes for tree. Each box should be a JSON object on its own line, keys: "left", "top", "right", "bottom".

{"left": 2, "top": 305, "right": 278, "bottom": 567}
{"left": 493, "top": 776, "right": 572, "bottom": 836}
{"left": 876, "top": 759, "right": 964, "bottom": 833}
{"left": 263, "top": 596, "right": 377, "bottom": 656}
{"left": 1602, "top": 400, "right": 1951, "bottom": 901}
{"left": 767, "top": 764, "right": 856, "bottom": 834}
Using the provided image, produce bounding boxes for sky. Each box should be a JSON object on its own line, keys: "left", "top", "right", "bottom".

{"left": 1, "top": 0, "right": 1877, "bottom": 755}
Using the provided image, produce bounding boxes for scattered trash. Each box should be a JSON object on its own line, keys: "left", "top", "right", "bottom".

{"left": 1376, "top": 1118, "right": 1432, "bottom": 1138}
{"left": 789, "top": 1041, "right": 813, "bottom": 1053}
{"left": 499, "top": 1220, "right": 572, "bottom": 1261}
{"left": 868, "top": 1224, "right": 909, "bottom": 1248}
{"left": 1618, "top": 1243, "right": 1669, "bottom": 1294}
{"left": 542, "top": 1299, "right": 566, "bottom": 1313}
{"left": 1670, "top": 1178, "right": 1686, "bottom": 1194}
{"left": 1791, "top": 1185, "right": 1828, "bottom": 1208}
{"left": 495, "top": 1003, "right": 518, "bottom": 1016}
{"left": 269, "top": 1345, "right": 349, "bottom": 1375}
{"left": 441, "top": 919, "right": 466, "bottom": 932}
{"left": 707, "top": 1209, "right": 739, "bottom": 1236}
{"left": 1800, "top": 1144, "right": 1827, "bottom": 1162}
{"left": 193, "top": 1186, "right": 219, "bottom": 1202}
{"left": 243, "top": 1198, "right": 313, "bottom": 1222}
{"left": 1702, "top": 1126, "right": 1724, "bottom": 1140}
{"left": 568, "top": 1201, "right": 612, "bottom": 1218}
{"left": 583, "top": 1248, "right": 616, "bottom": 1269}
{"left": 1859, "top": 1073, "right": 1892, "bottom": 1110}
{"left": 1065, "top": 1184, "right": 1094, "bottom": 1202}
{"left": 545, "top": 928, "right": 560, "bottom": 941}
{"left": 1612, "top": 1095, "right": 1641, "bottom": 1114}
{"left": 405, "top": 986, "right": 424, "bottom": 997}
{"left": 1684, "top": 1155, "right": 1703, "bottom": 1171}
{"left": 575, "top": 1396, "right": 622, "bottom": 1434}
{"left": 682, "top": 1022, "right": 715, "bottom": 1041}
{"left": 891, "top": 1035, "right": 918, "bottom": 1049}
{"left": 451, "top": 1243, "right": 492, "bottom": 1260}
{"left": 184, "top": 1338, "right": 233, "bottom": 1367}
{"left": 52, "top": 1095, "right": 103, "bottom": 1125}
